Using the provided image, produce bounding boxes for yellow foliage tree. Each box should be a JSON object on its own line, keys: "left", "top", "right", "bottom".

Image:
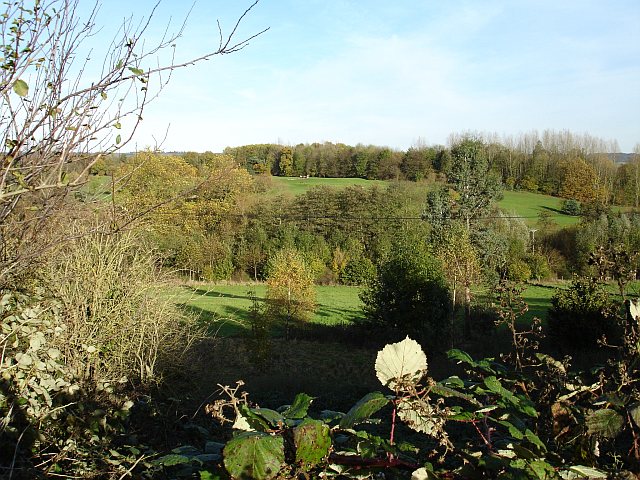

{"left": 266, "top": 249, "right": 316, "bottom": 335}
{"left": 559, "top": 157, "right": 608, "bottom": 203}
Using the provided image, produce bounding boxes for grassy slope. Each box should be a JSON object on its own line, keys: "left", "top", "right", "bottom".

{"left": 264, "top": 176, "right": 387, "bottom": 196}
{"left": 498, "top": 190, "right": 579, "bottom": 227}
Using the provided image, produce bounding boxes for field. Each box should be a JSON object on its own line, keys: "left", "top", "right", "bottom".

{"left": 497, "top": 190, "right": 579, "bottom": 227}
{"left": 174, "top": 284, "right": 365, "bottom": 336}
{"left": 264, "top": 176, "right": 387, "bottom": 196}
{"left": 174, "top": 282, "right": 559, "bottom": 335}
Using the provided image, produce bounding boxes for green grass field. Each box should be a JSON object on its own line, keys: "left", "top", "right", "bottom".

{"left": 173, "top": 282, "right": 561, "bottom": 337}
{"left": 265, "top": 176, "right": 387, "bottom": 196}
{"left": 174, "top": 284, "right": 365, "bottom": 336}
{"left": 498, "top": 190, "right": 579, "bottom": 227}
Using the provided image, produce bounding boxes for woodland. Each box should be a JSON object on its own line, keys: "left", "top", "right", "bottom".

{"left": 1, "top": 0, "right": 640, "bottom": 479}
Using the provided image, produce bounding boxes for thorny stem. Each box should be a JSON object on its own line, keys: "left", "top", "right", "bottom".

{"left": 389, "top": 397, "right": 398, "bottom": 461}
{"left": 627, "top": 410, "right": 640, "bottom": 460}
{"left": 471, "top": 419, "right": 492, "bottom": 451}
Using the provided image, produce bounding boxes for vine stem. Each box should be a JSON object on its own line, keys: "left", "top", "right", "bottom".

{"left": 389, "top": 397, "right": 398, "bottom": 461}
{"left": 471, "top": 419, "right": 492, "bottom": 451}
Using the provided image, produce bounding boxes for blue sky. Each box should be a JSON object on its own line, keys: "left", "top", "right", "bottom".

{"left": 81, "top": 0, "right": 640, "bottom": 152}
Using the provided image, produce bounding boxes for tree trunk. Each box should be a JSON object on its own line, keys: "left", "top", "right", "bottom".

{"left": 464, "top": 284, "right": 472, "bottom": 339}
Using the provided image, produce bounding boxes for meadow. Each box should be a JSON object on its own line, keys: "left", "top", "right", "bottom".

{"left": 174, "top": 282, "right": 560, "bottom": 336}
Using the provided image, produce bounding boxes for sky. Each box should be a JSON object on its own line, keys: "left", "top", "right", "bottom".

{"left": 78, "top": 0, "right": 640, "bottom": 153}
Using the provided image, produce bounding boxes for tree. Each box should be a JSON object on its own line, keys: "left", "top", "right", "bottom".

{"left": 0, "top": 0, "right": 266, "bottom": 284}
{"left": 436, "top": 222, "right": 480, "bottom": 339}
{"left": 265, "top": 248, "right": 316, "bottom": 336}
{"left": 360, "top": 242, "right": 451, "bottom": 349}
{"left": 559, "top": 157, "right": 607, "bottom": 203}
{"left": 446, "top": 138, "right": 503, "bottom": 230}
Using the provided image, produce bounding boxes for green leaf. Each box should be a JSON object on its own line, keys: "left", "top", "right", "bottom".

{"left": 252, "top": 408, "right": 283, "bottom": 427}
{"left": 447, "top": 349, "right": 475, "bottom": 366}
{"left": 128, "top": 67, "right": 144, "bottom": 75}
{"left": 339, "top": 392, "right": 389, "bottom": 429}
{"left": 13, "top": 79, "right": 28, "bottom": 97}
{"left": 101, "top": 91, "right": 107, "bottom": 100}
{"left": 528, "top": 459, "right": 555, "bottom": 479}
{"left": 223, "top": 432, "right": 284, "bottom": 480}
{"left": 293, "top": 419, "right": 331, "bottom": 465}
{"left": 375, "top": 336, "right": 427, "bottom": 390}
{"left": 114, "top": 121, "right": 121, "bottom": 129}
{"left": 282, "top": 393, "right": 314, "bottom": 419}
{"left": 152, "top": 454, "right": 190, "bottom": 467}
{"left": 586, "top": 408, "right": 624, "bottom": 438}
{"left": 512, "top": 444, "right": 537, "bottom": 460}
{"left": 525, "top": 429, "right": 547, "bottom": 453}
{"left": 568, "top": 465, "right": 608, "bottom": 478}
{"left": 237, "top": 404, "right": 270, "bottom": 432}
{"left": 115, "top": 134, "right": 121, "bottom": 144}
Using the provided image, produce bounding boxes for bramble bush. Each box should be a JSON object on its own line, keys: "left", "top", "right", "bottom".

{"left": 548, "top": 277, "right": 622, "bottom": 350}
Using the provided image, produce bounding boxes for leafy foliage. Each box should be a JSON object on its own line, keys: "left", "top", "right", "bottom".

{"left": 360, "top": 247, "right": 451, "bottom": 348}
{"left": 548, "top": 277, "right": 622, "bottom": 349}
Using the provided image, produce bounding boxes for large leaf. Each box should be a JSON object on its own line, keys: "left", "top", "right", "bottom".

{"left": 375, "top": 336, "right": 427, "bottom": 390}
{"left": 13, "top": 79, "right": 28, "bottom": 97}
{"left": 223, "top": 432, "right": 284, "bottom": 480}
{"left": 397, "top": 398, "right": 445, "bottom": 437}
{"left": 282, "top": 393, "right": 314, "bottom": 419}
{"left": 339, "top": 392, "right": 389, "bottom": 429}
{"left": 586, "top": 408, "right": 624, "bottom": 438}
{"left": 293, "top": 419, "right": 331, "bottom": 465}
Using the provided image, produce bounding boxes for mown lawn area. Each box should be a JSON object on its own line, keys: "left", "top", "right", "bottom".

{"left": 173, "top": 282, "right": 563, "bottom": 337}
{"left": 498, "top": 190, "right": 579, "bottom": 227}
{"left": 173, "top": 283, "right": 364, "bottom": 336}
{"left": 265, "top": 176, "right": 387, "bottom": 196}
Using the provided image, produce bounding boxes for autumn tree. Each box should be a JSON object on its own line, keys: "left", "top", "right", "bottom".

{"left": 0, "top": 0, "right": 266, "bottom": 284}
{"left": 265, "top": 248, "right": 316, "bottom": 336}
{"left": 436, "top": 222, "right": 480, "bottom": 339}
{"left": 559, "top": 157, "right": 607, "bottom": 203}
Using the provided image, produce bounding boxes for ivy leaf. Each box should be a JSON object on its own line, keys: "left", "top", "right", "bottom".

{"left": 292, "top": 419, "right": 331, "bottom": 465}
{"left": 586, "top": 408, "right": 624, "bottom": 438}
{"left": 13, "top": 79, "right": 28, "bottom": 97}
{"left": 339, "top": 392, "right": 389, "bottom": 429}
{"left": 375, "top": 336, "right": 427, "bottom": 390}
{"left": 282, "top": 393, "right": 314, "bottom": 420}
{"left": 223, "top": 432, "right": 284, "bottom": 480}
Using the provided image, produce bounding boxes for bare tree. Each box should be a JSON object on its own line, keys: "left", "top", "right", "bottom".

{"left": 0, "top": 0, "right": 267, "bottom": 283}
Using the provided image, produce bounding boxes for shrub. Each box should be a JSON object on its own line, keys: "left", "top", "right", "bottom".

{"left": 561, "top": 199, "right": 581, "bottom": 216}
{"left": 265, "top": 249, "right": 316, "bottom": 332}
{"left": 524, "top": 253, "right": 552, "bottom": 281}
{"left": 360, "top": 250, "right": 451, "bottom": 349}
{"left": 43, "top": 231, "right": 201, "bottom": 387}
{"left": 506, "top": 259, "right": 531, "bottom": 282}
{"left": 547, "top": 277, "right": 622, "bottom": 350}
{"left": 341, "top": 256, "right": 376, "bottom": 286}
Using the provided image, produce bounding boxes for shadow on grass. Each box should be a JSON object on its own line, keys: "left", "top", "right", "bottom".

{"left": 541, "top": 205, "right": 565, "bottom": 215}
{"left": 185, "top": 286, "right": 260, "bottom": 302}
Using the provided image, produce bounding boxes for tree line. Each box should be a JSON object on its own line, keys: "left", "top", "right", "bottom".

{"left": 219, "top": 130, "right": 640, "bottom": 207}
